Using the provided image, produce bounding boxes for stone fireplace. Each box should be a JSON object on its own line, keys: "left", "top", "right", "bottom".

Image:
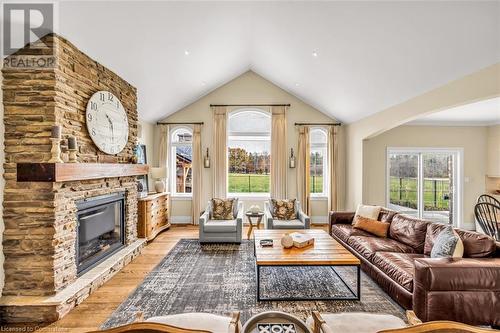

{"left": 0, "top": 34, "right": 146, "bottom": 323}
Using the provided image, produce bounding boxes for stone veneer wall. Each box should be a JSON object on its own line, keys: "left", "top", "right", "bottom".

{"left": 2, "top": 34, "right": 138, "bottom": 297}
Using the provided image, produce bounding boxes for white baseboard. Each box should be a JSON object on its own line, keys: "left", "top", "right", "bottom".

{"left": 311, "top": 216, "right": 328, "bottom": 224}
{"left": 170, "top": 215, "right": 192, "bottom": 224}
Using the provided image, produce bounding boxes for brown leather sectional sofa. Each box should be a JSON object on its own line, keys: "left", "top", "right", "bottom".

{"left": 329, "top": 208, "right": 500, "bottom": 327}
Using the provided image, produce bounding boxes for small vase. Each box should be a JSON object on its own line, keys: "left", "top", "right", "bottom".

{"left": 281, "top": 233, "right": 294, "bottom": 249}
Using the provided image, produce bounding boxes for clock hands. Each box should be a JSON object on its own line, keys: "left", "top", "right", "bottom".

{"left": 106, "top": 114, "right": 114, "bottom": 143}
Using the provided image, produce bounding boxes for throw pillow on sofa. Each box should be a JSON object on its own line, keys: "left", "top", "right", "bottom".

{"left": 354, "top": 204, "right": 382, "bottom": 222}
{"left": 430, "top": 226, "right": 464, "bottom": 258}
{"left": 353, "top": 215, "right": 390, "bottom": 237}
{"left": 211, "top": 198, "right": 235, "bottom": 220}
{"left": 271, "top": 199, "right": 297, "bottom": 220}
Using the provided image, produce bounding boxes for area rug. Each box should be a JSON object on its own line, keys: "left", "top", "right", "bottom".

{"left": 101, "top": 239, "right": 404, "bottom": 329}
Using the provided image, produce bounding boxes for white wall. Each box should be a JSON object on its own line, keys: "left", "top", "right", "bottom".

{"left": 138, "top": 120, "right": 155, "bottom": 190}
{"left": 345, "top": 63, "right": 500, "bottom": 210}
{"left": 154, "top": 71, "right": 339, "bottom": 223}
{"left": 363, "top": 125, "right": 488, "bottom": 229}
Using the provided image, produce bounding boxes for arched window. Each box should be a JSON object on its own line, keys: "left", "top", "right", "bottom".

{"left": 170, "top": 127, "right": 193, "bottom": 196}
{"left": 227, "top": 109, "right": 271, "bottom": 195}
{"left": 310, "top": 127, "right": 328, "bottom": 197}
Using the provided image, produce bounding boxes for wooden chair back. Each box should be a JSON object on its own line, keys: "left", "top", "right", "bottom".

{"left": 378, "top": 321, "right": 498, "bottom": 333}
{"left": 477, "top": 194, "right": 500, "bottom": 206}
{"left": 474, "top": 202, "right": 500, "bottom": 241}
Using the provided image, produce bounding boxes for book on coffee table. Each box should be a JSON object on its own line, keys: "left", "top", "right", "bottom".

{"left": 289, "top": 232, "right": 315, "bottom": 248}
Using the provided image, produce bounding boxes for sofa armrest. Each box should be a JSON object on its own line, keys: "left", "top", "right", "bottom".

{"left": 199, "top": 210, "right": 209, "bottom": 227}
{"left": 413, "top": 257, "right": 500, "bottom": 324}
{"left": 298, "top": 209, "right": 311, "bottom": 229}
{"left": 328, "top": 211, "right": 355, "bottom": 234}
{"left": 264, "top": 201, "right": 274, "bottom": 229}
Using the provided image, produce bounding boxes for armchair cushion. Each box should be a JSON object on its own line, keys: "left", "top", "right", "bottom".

{"left": 271, "top": 198, "right": 297, "bottom": 220}
{"left": 204, "top": 220, "right": 238, "bottom": 233}
{"left": 306, "top": 312, "right": 405, "bottom": 333}
{"left": 211, "top": 198, "right": 235, "bottom": 220}
{"left": 271, "top": 219, "right": 305, "bottom": 229}
{"left": 146, "top": 312, "right": 241, "bottom": 333}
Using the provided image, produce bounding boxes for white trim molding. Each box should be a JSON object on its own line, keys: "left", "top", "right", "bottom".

{"left": 170, "top": 215, "right": 193, "bottom": 224}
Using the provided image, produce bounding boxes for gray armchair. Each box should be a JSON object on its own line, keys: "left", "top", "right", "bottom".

{"left": 199, "top": 200, "right": 243, "bottom": 243}
{"left": 264, "top": 199, "right": 311, "bottom": 229}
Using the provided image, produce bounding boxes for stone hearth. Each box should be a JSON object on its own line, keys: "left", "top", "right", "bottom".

{"left": 1, "top": 34, "right": 143, "bottom": 323}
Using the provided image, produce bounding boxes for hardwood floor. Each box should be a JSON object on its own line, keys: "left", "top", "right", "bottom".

{"left": 34, "top": 224, "right": 327, "bottom": 332}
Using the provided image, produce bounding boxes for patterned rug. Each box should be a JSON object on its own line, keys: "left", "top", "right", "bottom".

{"left": 101, "top": 239, "right": 404, "bottom": 329}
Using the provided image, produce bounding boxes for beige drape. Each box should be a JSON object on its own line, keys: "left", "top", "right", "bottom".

{"left": 192, "top": 124, "right": 202, "bottom": 225}
{"left": 212, "top": 106, "right": 228, "bottom": 198}
{"left": 328, "top": 126, "right": 339, "bottom": 212}
{"left": 157, "top": 125, "right": 170, "bottom": 190}
{"left": 297, "top": 125, "right": 311, "bottom": 215}
{"left": 270, "top": 106, "right": 288, "bottom": 199}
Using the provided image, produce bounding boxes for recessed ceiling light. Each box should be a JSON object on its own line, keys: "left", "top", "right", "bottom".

{"left": 184, "top": 50, "right": 190, "bottom": 56}
{"left": 201, "top": 81, "right": 206, "bottom": 86}
{"left": 312, "top": 50, "right": 318, "bottom": 57}
{"left": 295, "top": 83, "right": 300, "bottom": 87}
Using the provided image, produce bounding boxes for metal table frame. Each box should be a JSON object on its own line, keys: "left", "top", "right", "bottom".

{"left": 254, "top": 239, "right": 361, "bottom": 302}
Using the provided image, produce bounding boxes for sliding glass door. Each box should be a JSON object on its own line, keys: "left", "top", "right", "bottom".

{"left": 387, "top": 148, "right": 462, "bottom": 226}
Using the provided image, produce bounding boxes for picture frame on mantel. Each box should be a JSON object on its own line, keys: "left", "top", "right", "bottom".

{"left": 136, "top": 144, "right": 147, "bottom": 164}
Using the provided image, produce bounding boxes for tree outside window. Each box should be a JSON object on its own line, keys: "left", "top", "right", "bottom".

{"left": 170, "top": 127, "right": 193, "bottom": 195}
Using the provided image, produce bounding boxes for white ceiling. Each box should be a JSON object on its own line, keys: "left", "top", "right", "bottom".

{"left": 54, "top": 1, "right": 500, "bottom": 123}
{"left": 408, "top": 97, "right": 500, "bottom": 126}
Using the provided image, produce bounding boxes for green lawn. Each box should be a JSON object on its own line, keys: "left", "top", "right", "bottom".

{"left": 389, "top": 176, "right": 450, "bottom": 211}
{"left": 228, "top": 173, "right": 324, "bottom": 193}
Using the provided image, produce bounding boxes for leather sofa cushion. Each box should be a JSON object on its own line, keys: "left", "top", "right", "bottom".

{"left": 372, "top": 252, "right": 424, "bottom": 292}
{"left": 347, "top": 236, "right": 415, "bottom": 261}
{"left": 204, "top": 220, "right": 237, "bottom": 233}
{"left": 378, "top": 208, "right": 398, "bottom": 222}
{"left": 424, "top": 223, "right": 496, "bottom": 258}
{"left": 389, "top": 214, "right": 430, "bottom": 253}
{"left": 331, "top": 224, "right": 372, "bottom": 243}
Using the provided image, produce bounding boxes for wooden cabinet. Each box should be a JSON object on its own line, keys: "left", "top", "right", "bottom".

{"left": 137, "top": 192, "right": 170, "bottom": 241}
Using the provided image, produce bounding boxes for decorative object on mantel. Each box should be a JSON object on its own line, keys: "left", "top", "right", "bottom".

{"left": 49, "top": 125, "right": 64, "bottom": 163}
{"left": 289, "top": 148, "right": 296, "bottom": 168}
{"left": 151, "top": 167, "right": 167, "bottom": 193}
{"left": 281, "top": 233, "right": 294, "bottom": 248}
{"left": 135, "top": 144, "right": 147, "bottom": 164}
{"left": 67, "top": 136, "right": 78, "bottom": 163}
{"left": 204, "top": 148, "right": 211, "bottom": 168}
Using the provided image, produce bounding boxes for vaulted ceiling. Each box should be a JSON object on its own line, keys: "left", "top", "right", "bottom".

{"left": 56, "top": 1, "right": 500, "bottom": 123}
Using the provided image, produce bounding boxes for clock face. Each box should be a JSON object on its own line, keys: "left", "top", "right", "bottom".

{"left": 86, "top": 91, "right": 129, "bottom": 155}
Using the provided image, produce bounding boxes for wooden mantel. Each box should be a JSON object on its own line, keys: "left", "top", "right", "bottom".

{"left": 17, "top": 163, "right": 149, "bottom": 182}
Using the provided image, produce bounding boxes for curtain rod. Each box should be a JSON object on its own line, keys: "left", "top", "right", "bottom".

{"left": 210, "top": 104, "right": 291, "bottom": 107}
{"left": 294, "top": 122, "right": 342, "bottom": 126}
{"left": 156, "top": 121, "right": 204, "bottom": 125}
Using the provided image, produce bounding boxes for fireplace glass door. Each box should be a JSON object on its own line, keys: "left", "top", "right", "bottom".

{"left": 76, "top": 192, "right": 125, "bottom": 275}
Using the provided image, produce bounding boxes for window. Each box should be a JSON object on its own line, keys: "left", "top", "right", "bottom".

{"left": 227, "top": 109, "right": 271, "bottom": 195}
{"left": 170, "top": 127, "right": 193, "bottom": 196}
{"left": 310, "top": 128, "right": 328, "bottom": 197}
{"left": 387, "top": 148, "right": 463, "bottom": 226}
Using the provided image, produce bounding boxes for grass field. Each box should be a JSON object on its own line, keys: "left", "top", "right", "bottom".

{"left": 228, "top": 173, "right": 324, "bottom": 193}
{"left": 389, "top": 176, "right": 450, "bottom": 210}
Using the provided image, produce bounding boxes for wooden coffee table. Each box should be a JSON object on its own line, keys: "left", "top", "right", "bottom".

{"left": 253, "top": 229, "right": 361, "bottom": 302}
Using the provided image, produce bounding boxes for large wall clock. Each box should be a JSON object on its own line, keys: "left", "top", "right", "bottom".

{"left": 86, "top": 90, "right": 129, "bottom": 155}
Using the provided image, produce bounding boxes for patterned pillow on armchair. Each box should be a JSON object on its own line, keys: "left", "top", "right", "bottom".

{"left": 271, "top": 199, "right": 297, "bottom": 220}
{"left": 211, "top": 198, "right": 235, "bottom": 220}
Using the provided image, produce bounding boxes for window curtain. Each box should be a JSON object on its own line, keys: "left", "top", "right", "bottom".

{"left": 328, "top": 126, "right": 339, "bottom": 212}
{"left": 212, "top": 106, "right": 228, "bottom": 198}
{"left": 158, "top": 124, "right": 170, "bottom": 190}
{"left": 270, "top": 106, "right": 287, "bottom": 199}
{"left": 297, "top": 125, "right": 311, "bottom": 215}
{"left": 192, "top": 124, "right": 203, "bottom": 225}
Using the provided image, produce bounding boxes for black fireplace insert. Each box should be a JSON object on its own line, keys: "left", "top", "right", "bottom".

{"left": 76, "top": 192, "right": 125, "bottom": 275}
